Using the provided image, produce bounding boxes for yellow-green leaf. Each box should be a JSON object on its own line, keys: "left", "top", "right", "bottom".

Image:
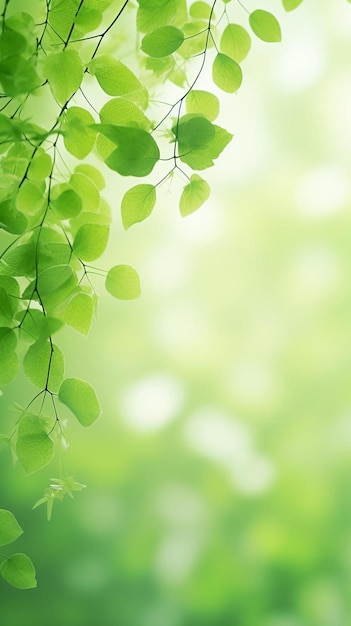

{"left": 121, "top": 184, "right": 156, "bottom": 229}
{"left": 58, "top": 377, "right": 101, "bottom": 427}
{"left": 105, "top": 265, "right": 141, "bottom": 300}
{"left": 212, "top": 53, "right": 242, "bottom": 93}
{"left": 180, "top": 174, "right": 210, "bottom": 217}
{"left": 44, "top": 49, "right": 84, "bottom": 105}
{"left": 0, "top": 509, "right": 23, "bottom": 547}
{"left": 249, "top": 10, "right": 282, "bottom": 42}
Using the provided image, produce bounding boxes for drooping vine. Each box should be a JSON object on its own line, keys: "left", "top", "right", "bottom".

{"left": 0, "top": 0, "right": 309, "bottom": 588}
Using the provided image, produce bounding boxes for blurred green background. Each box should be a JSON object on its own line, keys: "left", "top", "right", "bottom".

{"left": 2, "top": 1, "right": 351, "bottom": 624}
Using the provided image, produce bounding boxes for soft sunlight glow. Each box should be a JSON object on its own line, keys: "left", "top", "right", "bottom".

{"left": 273, "top": 39, "right": 325, "bottom": 93}
{"left": 121, "top": 373, "right": 184, "bottom": 431}
{"left": 296, "top": 166, "right": 349, "bottom": 217}
{"left": 184, "top": 408, "right": 275, "bottom": 494}
{"left": 154, "top": 532, "right": 202, "bottom": 583}
{"left": 287, "top": 246, "right": 341, "bottom": 302}
{"left": 228, "top": 360, "right": 278, "bottom": 409}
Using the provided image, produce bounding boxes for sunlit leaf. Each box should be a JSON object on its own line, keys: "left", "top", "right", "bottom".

{"left": 16, "top": 431, "right": 54, "bottom": 474}
{"left": 63, "top": 293, "right": 94, "bottom": 335}
{"left": 220, "top": 23, "right": 251, "bottom": 62}
{"left": 0, "top": 509, "right": 23, "bottom": 547}
{"left": 105, "top": 265, "right": 141, "bottom": 300}
{"left": 186, "top": 90, "right": 220, "bottom": 122}
{"left": 58, "top": 378, "right": 101, "bottom": 427}
{"left": 2, "top": 243, "right": 36, "bottom": 277}
{"left": 51, "top": 187, "right": 82, "bottom": 219}
{"left": 73, "top": 224, "right": 109, "bottom": 261}
{"left": 0, "top": 553, "right": 37, "bottom": 589}
{"left": 0, "top": 327, "right": 18, "bottom": 386}
{"left": 36, "top": 265, "right": 78, "bottom": 309}
{"left": 74, "top": 164, "right": 105, "bottom": 190}
{"left": 137, "top": 0, "right": 177, "bottom": 33}
{"left": 89, "top": 55, "right": 148, "bottom": 109}
{"left": 282, "top": 0, "right": 303, "bottom": 10}
{"left": 212, "top": 53, "right": 242, "bottom": 93}
{"left": 96, "top": 125, "right": 160, "bottom": 177}
{"left": 70, "top": 172, "right": 100, "bottom": 213}
{"left": 180, "top": 174, "right": 210, "bottom": 217}
{"left": 141, "top": 26, "right": 184, "bottom": 57}
{"left": 28, "top": 151, "right": 52, "bottom": 181}
{"left": 63, "top": 107, "right": 96, "bottom": 159}
{"left": 44, "top": 49, "right": 84, "bottom": 105}
{"left": 99, "top": 98, "right": 151, "bottom": 130}
{"left": 178, "top": 124, "right": 232, "bottom": 170}
{"left": 121, "top": 184, "right": 156, "bottom": 229}
{"left": 173, "top": 115, "right": 215, "bottom": 149}
{"left": 249, "top": 10, "right": 282, "bottom": 42}
{"left": 23, "top": 341, "right": 64, "bottom": 392}
{"left": 189, "top": 1, "right": 212, "bottom": 19}
{"left": 15, "top": 180, "right": 44, "bottom": 215}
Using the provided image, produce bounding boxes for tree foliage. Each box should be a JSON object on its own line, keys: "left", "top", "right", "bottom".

{"left": 0, "top": 0, "right": 315, "bottom": 588}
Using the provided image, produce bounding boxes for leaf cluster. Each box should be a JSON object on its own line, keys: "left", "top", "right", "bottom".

{"left": 0, "top": 509, "right": 36, "bottom": 589}
{"left": 0, "top": 0, "right": 313, "bottom": 587}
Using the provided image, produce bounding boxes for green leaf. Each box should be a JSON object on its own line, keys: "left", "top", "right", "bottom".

{"left": 220, "top": 24, "right": 251, "bottom": 62}
{"left": 105, "top": 265, "right": 141, "bottom": 300}
{"left": 44, "top": 49, "right": 84, "bottom": 104}
{"left": 180, "top": 21, "right": 209, "bottom": 58}
{"left": 38, "top": 243, "right": 71, "bottom": 271}
{"left": 141, "top": 26, "right": 184, "bottom": 57}
{"left": 63, "top": 107, "right": 96, "bottom": 159}
{"left": 17, "top": 412, "right": 53, "bottom": 437}
{"left": 51, "top": 187, "right": 82, "bottom": 219}
{"left": 49, "top": 0, "right": 103, "bottom": 38}
{"left": 73, "top": 224, "right": 109, "bottom": 261}
{"left": 58, "top": 378, "right": 101, "bottom": 427}
{"left": 63, "top": 293, "right": 94, "bottom": 335}
{"left": 97, "top": 99, "right": 151, "bottom": 160}
{"left": 0, "top": 287, "right": 13, "bottom": 324}
{"left": 179, "top": 124, "right": 232, "bottom": 170}
{"left": 0, "top": 509, "right": 23, "bottom": 547}
{"left": 70, "top": 172, "right": 100, "bottom": 213}
{"left": 2, "top": 243, "right": 36, "bottom": 277}
{"left": 28, "top": 151, "right": 52, "bottom": 181}
{"left": 0, "top": 327, "right": 18, "bottom": 386}
{"left": 173, "top": 115, "right": 215, "bottom": 149}
{"left": 0, "top": 27, "right": 27, "bottom": 59}
{"left": 96, "top": 125, "right": 160, "bottom": 177}
{"left": 0, "top": 276, "right": 20, "bottom": 301}
{"left": 137, "top": 0, "right": 177, "bottom": 33}
{"left": 16, "top": 431, "right": 54, "bottom": 474}
{"left": 186, "top": 90, "right": 220, "bottom": 122}
{"left": 75, "top": 6, "right": 102, "bottom": 33}
{"left": 189, "top": 1, "right": 212, "bottom": 19}
{"left": 0, "top": 553, "right": 37, "bottom": 589}
{"left": 0, "top": 56, "right": 40, "bottom": 96}
{"left": 180, "top": 174, "right": 210, "bottom": 217}
{"left": 74, "top": 164, "right": 105, "bottom": 190}
{"left": 0, "top": 199, "right": 28, "bottom": 234}
{"left": 121, "top": 184, "right": 156, "bottom": 229}
{"left": 212, "top": 53, "right": 242, "bottom": 93}
{"left": 15, "top": 180, "right": 45, "bottom": 215}
{"left": 99, "top": 98, "right": 151, "bottom": 130}
{"left": 282, "top": 0, "right": 303, "bottom": 10}
{"left": 16, "top": 310, "right": 63, "bottom": 344}
{"left": 23, "top": 341, "right": 64, "bottom": 392}
{"left": 89, "top": 55, "right": 148, "bottom": 109}
{"left": 37, "top": 265, "right": 78, "bottom": 309}
{"left": 249, "top": 10, "right": 282, "bottom": 42}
